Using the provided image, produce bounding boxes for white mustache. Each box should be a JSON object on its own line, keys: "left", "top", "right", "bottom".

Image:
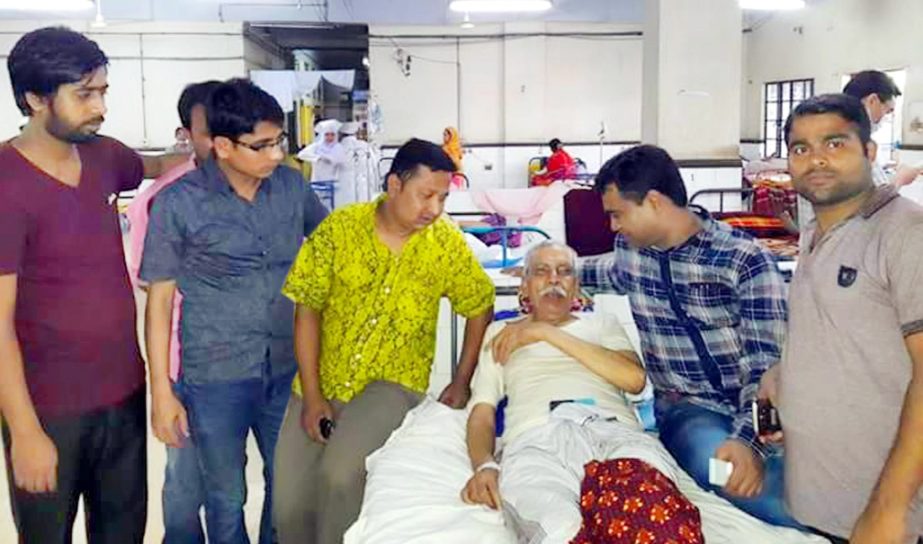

{"left": 539, "top": 285, "right": 568, "bottom": 297}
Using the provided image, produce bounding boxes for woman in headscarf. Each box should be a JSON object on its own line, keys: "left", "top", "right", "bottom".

{"left": 442, "top": 126, "right": 464, "bottom": 171}
{"left": 298, "top": 119, "right": 348, "bottom": 207}
{"left": 442, "top": 126, "right": 467, "bottom": 190}
{"left": 298, "top": 119, "right": 347, "bottom": 183}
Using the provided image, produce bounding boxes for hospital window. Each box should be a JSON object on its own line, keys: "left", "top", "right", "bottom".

{"left": 763, "top": 79, "right": 814, "bottom": 159}
{"left": 841, "top": 69, "right": 906, "bottom": 166}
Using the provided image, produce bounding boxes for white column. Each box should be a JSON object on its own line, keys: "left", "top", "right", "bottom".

{"left": 642, "top": 0, "right": 743, "bottom": 159}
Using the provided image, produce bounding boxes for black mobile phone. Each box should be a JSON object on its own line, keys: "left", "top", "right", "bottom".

{"left": 752, "top": 399, "right": 781, "bottom": 435}
{"left": 320, "top": 417, "right": 336, "bottom": 439}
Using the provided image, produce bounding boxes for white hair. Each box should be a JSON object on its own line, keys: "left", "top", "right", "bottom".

{"left": 523, "top": 240, "right": 578, "bottom": 277}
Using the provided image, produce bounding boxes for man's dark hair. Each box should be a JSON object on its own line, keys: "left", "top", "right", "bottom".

{"left": 206, "top": 78, "right": 284, "bottom": 141}
{"left": 594, "top": 144, "right": 688, "bottom": 206}
{"left": 843, "top": 70, "right": 902, "bottom": 103}
{"left": 384, "top": 138, "right": 457, "bottom": 190}
{"left": 178, "top": 80, "right": 221, "bottom": 130}
{"left": 549, "top": 138, "right": 562, "bottom": 152}
{"left": 783, "top": 93, "right": 872, "bottom": 149}
{"left": 7, "top": 26, "right": 109, "bottom": 116}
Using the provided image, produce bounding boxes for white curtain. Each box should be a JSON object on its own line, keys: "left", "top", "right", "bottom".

{"left": 251, "top": 70, "right": 356, "bottom": 112}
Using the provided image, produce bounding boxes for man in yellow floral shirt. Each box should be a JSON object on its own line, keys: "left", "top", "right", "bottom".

{"left": 273, "top": 138, "right": 495, "bottom": 544}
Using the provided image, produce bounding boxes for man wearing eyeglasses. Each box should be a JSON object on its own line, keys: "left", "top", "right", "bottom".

{"left": 141, "top": 78, "right": 328, "bottom": 544}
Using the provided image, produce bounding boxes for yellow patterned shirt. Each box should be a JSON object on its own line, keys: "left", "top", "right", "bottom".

{"left": 282, "top": 198, "right": 495, "bottom": 402}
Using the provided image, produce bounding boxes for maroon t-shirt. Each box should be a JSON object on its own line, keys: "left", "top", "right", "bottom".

{"left": 0, "top": 136, "right": 146, "bottom": 417}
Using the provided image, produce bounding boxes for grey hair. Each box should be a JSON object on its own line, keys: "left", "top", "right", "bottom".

{"left": 523, "top": 240, "right": 578, "bottom": 277}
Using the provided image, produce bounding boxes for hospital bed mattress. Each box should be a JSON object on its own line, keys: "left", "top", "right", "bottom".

{"left": 345, "top": 398, "right": 829, "bottom": 544}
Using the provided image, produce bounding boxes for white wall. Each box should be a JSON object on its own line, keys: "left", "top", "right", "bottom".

{"left": 743, "top": 0, "right": 923, "bottom": 147}
{"left": 0, "top": 21, "right": 249, "bottom": 148}
{"left": 368, "top": 22, "right": 643, "bottom": 146}
{"left": 644, "top": 0, "right": 742, "bottom": 160}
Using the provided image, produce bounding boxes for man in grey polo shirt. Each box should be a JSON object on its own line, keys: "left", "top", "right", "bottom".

{"left": 763, "top": 93, "right": 923, "bottom": 544}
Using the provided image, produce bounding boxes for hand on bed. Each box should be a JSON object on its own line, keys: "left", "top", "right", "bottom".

{"left": 461, "top": 467, "right": 503, "bottom": 510}
{"left": 438, "top": 380, "right": 471, "bottom": 409}
{"left": 714, "top": 439, "right": 764, "bottom": 498}
{"left": 489, "top": 320, "right": 550, "bottom": 364}
{"left": 302, "top": 397, "right": 334, "bottom": 444}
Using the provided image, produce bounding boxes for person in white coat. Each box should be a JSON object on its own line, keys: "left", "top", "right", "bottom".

{"left": 339, "top": 121, "right": 381, "bottom": 204}
{"left": 298, "top": 119, "right": 346, "bottom": 180}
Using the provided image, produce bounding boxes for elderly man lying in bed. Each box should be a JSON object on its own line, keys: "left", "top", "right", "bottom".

{"left": 461, "top": 240, "right": 703, "bottom": 543}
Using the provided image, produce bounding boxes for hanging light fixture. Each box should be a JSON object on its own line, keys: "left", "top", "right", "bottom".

{"left": 0, "top": 0, "right": 93, "bottom": 10}
{"left": 460, "top": 12, "right": 475, "bottom": 29}
{"left": 739, "top": 0, "right": 805, "bottom": 10}
{"left": 449, "top": 0, "right": 552, "bottom": 14}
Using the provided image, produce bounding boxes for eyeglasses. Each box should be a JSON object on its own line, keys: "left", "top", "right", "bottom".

{"left": 233, "top": 133, "right": 288, "bottom": 153}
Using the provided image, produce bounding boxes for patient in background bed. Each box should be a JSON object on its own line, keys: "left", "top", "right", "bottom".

{"left": 461, "top": 241, "right": 698, "bottom": 543}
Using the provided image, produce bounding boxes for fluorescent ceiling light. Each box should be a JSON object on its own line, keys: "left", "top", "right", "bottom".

{"left": 449, "top": 0, "right": 552, "bottom": 14}
{"left": 0, "top": 0, "right": 94, "bottom": 10}
{"left": 739, "top": 0, "right": 805, "bottom": 10}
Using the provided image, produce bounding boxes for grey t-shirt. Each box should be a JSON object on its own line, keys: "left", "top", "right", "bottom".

{"left": 780, "top": 185, "right": 923, "bottom": 537}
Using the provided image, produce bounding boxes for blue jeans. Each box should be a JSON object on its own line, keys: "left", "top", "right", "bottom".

{"left": 656, "top": 399, "right": 804, "bottom": 530}
{"left": 184, "top": 367, "right": 295, "bottom": 544}
{"left": 163, "top": 382, "right": 206, "bottom": 544}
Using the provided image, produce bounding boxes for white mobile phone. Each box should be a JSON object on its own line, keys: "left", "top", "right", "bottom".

{"left": 708, "top": 458, "right": 733, "bottom": 487}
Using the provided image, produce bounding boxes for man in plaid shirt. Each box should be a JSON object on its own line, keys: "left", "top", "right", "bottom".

{"left": 581, "top": 145, "right": 800, "bottom": 529}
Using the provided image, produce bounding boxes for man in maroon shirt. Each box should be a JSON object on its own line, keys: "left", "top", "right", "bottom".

{"left": 0, "top": 27, "right": 187, "bottom": 543}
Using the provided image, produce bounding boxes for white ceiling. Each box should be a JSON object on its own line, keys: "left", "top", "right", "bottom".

{"left": 0, "top": 0, "right": 645, "bottom": 25}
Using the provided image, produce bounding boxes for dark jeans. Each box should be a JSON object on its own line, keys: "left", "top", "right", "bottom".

{"left": 163, "top": 382, "right": 206, "bottom": 544}
{"left": 2, "top": 387, "right": 147, "bottom": 544}
{"left": 656, "top": 398, "right": 804, "bottom": 530}
{"left": 184, "top": 368, "right": 294, "bottom": 544}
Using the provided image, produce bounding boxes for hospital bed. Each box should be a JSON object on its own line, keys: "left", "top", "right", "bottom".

{"left": 690, "top": 186, "right": 799, "bottom": 280}
{"left": 345, "top": 399, "right": 829, "bottom": 544}
{"left": 346, "top": 290, "right": 827, "bottom": 543}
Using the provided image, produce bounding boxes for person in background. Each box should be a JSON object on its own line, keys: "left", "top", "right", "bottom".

{"left": 125, "top": 79, "right": 220, "bottom": 544}
{"left": 338, "top": 121, "right": 375, "bottom": 205}
{"left": 761, "top": 94, "right": 923, "bottom": 544}
{"left": 442, "top": 126, "right": 467, "bottom": 190}
{"left": 843, "top": 70, "right": 922, "bottom": 188}
{"left": 796, "top": 70, "right": 923, "bottom": 233}
{"left": 299, "top": 119, "right": 347, "bottom": 208}
{"left": 532, "top": 138, "right": 577, "bottom": 186}
{"left": 442, "top": 126, "right": 464, "bottom": 172}
{"left": 0, "top": 26, "right": 187, "bottom": 543}
{"left": 171, "top": 125, "right": 193, "bottom": 155}
{"left": 273, "top": 138, "right": 494, "bottom": 544}
{"left": 142, "top": 79, "right": 328, "bottom": 544}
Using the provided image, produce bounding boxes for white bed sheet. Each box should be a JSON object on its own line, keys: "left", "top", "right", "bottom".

{"left": 345, "top": 398, "right": 829, "bottom": 544}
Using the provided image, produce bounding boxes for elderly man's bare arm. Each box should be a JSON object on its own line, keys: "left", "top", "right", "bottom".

{"left": 461, "top": 403, "right": 502, "bottom": 510}
{"left": 541, "top": 323, "right": 645, "bottom": 394}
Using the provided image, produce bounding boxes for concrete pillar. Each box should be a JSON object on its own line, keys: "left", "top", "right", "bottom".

{"left": 642, "top": 0, "right": 743, "bottom": 159}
